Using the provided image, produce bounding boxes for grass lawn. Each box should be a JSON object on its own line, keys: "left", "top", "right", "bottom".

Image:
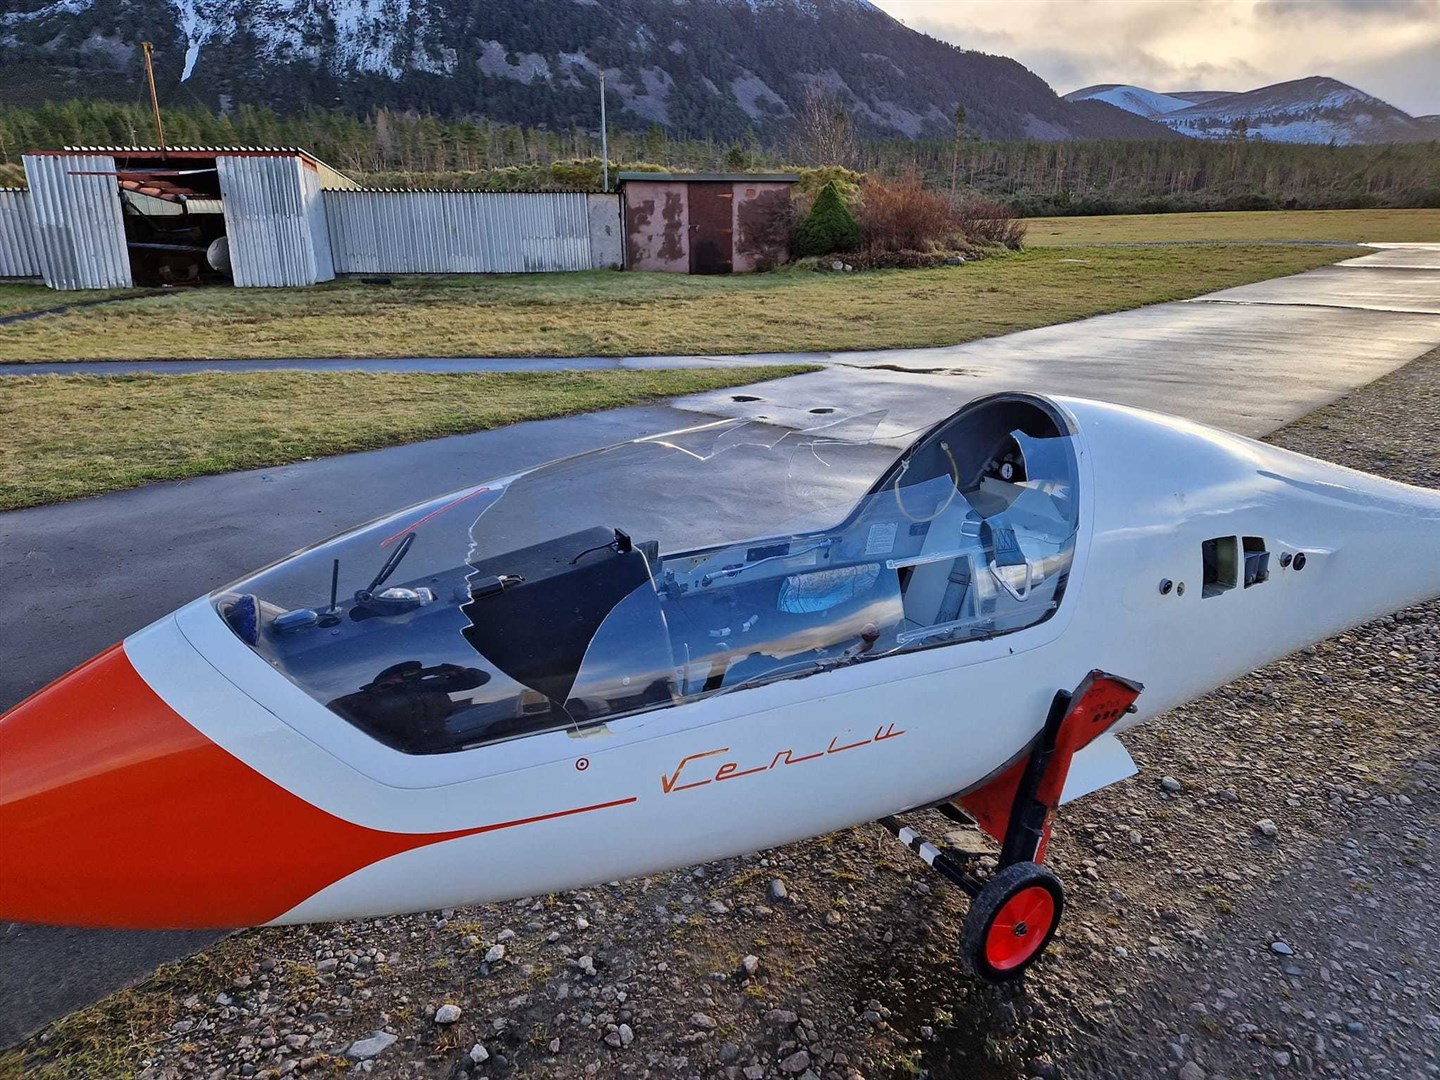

{"left": 1023, "top": 208, "right": 1440, "bottom": 246}
{"left": 0, "top": 283, "right": 145, "bottom": 318}
{"left": 0, "top": 366, "right": 812, "bottom": 510}
{"left": 0, "top": 244, "right": 1351, "bottom": 362}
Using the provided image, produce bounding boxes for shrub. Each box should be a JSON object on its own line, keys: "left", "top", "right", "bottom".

{"left": 796, "top": 180, "right": 861, "bottom": 257}
{"left": 953, "top": 197, "right": 1028, "bottom": 250}
{"left": 855, "top": 172, "right": 956, "bottom": 254}
{"left": 790, "top": 165, "right": 864, "bottom": 208}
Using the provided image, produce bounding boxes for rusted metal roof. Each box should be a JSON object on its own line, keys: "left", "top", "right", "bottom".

{"left": 117, "top": 175, "right": 207, "bottom": 202}
{"left": 32, "top": 147, "right": 362, "bottom": 191}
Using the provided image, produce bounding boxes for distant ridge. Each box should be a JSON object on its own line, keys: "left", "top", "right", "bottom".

{"left": 1066, "top": 75, "right": 1440, "bottom": 144}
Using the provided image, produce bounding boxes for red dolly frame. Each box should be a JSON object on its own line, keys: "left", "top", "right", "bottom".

{"left": 881, "top": 669, "right": 1144, "bottom": 981}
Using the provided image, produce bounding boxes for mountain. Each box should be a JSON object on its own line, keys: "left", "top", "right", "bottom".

{"left": 1066, "top": 76, "right": 1440, "bottom": 145}
{"left": 0, "top": 0, "right": 1176, "bottom": 143}
{"left": 1060, "top": 84, "right": 1196, "bottom": 119}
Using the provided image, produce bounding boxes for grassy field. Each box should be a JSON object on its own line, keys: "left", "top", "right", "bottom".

{"left": 0, "top": 244, "right": 1352, "bottom": 362}
{"left": 0, "top": 283, "right": 144, "bottom": 318}
{"left": 0, "top": 366, "right": 811, "bottom": 510}
{"left": 1023, "top": 208, "right": 1440, "bottom": 247}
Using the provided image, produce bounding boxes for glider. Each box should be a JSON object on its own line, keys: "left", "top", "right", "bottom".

{"left": 2, "top": 392, "right": 1436, "bottom": 981}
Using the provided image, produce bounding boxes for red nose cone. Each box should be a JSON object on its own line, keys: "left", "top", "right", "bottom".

{"left": 0, "top": 645, "right": 476, "bottom": 929}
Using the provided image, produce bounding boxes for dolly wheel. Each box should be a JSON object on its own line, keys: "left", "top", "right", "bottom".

{"left": 962, "top": 861, "right": 1065, "bottom": 982}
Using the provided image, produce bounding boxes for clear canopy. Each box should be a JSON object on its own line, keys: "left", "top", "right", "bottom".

{"left": 213, "top": 396, "right": 1080, "bottom": 754}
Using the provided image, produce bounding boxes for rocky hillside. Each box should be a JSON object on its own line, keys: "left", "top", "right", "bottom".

{"left": 1067, "top": 76, "right": 1440, "bottom": 145}
{"left": 0, "top": 0, "right": 1173, "bottom": 142}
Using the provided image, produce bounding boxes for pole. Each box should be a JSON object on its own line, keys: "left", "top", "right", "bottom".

{"left": 599, "top": 73, "right": 609, "bottom": 192}
{"left": 141, "top": 42, "right": 167, "bottom": 158}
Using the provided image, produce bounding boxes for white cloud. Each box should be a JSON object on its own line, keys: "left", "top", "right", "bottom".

{"left": 871, "top": 0, "right": 1440, "bottom": 115}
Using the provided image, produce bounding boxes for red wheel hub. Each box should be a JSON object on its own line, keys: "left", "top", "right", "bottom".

{"left": 984, "top": 884, "right": 1056, "bottom": 972}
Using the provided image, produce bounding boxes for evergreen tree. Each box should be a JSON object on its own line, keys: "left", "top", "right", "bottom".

{"left": 796, "top": 180, "right": 860, "bottom": 256}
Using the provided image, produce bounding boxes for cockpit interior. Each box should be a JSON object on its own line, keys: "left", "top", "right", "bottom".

{"left": 218, "top": 395, "right": 1079, "bottom": 754}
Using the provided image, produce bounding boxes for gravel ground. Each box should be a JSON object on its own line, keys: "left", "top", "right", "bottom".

{"left": 6, "top": 348, "right": 1439, "bottom": 1080}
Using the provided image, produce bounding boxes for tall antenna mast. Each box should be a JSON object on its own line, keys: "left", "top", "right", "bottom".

{"left": 599, "top": 73, "right": 609, "bottom": 192}
{"left": 141, "top": 42, "right": 168, "bottom": 158}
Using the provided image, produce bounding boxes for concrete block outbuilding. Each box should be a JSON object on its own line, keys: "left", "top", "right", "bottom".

{"left": 618, "top": 172, "right": 798, "bottom": 274}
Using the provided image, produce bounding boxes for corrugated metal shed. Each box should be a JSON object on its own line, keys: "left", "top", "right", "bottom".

{"left": 0, "top": 188, "right": 42, "bottom": 279}
{"left": 324, "top": 190, "right": 594, "bottom": 274}
{"left": 217, "top": 155, "right": 335, "bottom": 287}
{"left": 299, "top": 160, "right": 336, "bottom": 282}
{"left": 22, "top": 153, "right": 133, "bottom": 289}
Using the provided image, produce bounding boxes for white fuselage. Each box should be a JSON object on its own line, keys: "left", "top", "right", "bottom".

{"left": 118, "top": 396, "right": 1440, "bottom": 924}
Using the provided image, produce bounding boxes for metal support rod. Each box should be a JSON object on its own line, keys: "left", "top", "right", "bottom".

{"left": 141, "top": 42, "right": 167, "bottom": 159}
{"left": 599, "top": 73, "right": 609, "bottom": 193}
{"left": 879, "top": 816, "right": 984, "bottom": 898}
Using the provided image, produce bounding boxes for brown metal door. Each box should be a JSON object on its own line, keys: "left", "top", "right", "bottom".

{"left": 687, "top": 183, "right": 734, "bottom": 274}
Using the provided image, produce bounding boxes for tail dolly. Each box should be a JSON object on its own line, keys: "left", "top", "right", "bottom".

{"left": 880, "top": 669, "right": 1143, "bottom": 982}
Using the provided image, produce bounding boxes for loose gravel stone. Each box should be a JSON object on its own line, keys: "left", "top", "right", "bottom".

{"left": 780, "top": 1049, "right": 812, "bottom": 1073}
{"left": 344, "top": 1031, "right": 396, "bottom": 1060}
{"left": 434, "top": 1003, "right": 461, "bottom": 1024}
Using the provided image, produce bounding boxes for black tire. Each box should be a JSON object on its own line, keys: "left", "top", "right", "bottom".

{"left": 962, "top": 861, "right": 1065, "bottom": 983}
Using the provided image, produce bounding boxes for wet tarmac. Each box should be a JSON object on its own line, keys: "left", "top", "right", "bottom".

{"left": 0, "top": 354, "right": 793, "bottom": 377}
{"left": 2, "top": 243, "right": 1440, "bottom": 1049}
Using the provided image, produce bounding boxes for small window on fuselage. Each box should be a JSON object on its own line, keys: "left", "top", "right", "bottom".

{"left": 1201, "top": 536, "right": 1238, "bottom": 598}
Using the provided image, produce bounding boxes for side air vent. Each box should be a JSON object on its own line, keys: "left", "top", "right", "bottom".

{"left": 1242, "top": 537, "right": 1270, "bottom": 587}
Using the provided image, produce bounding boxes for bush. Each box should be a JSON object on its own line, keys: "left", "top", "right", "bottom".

{"left": 855, "top": 173, "right": 956, "bottom": 254}
{"left": 953, "top": 197, "right": 1028, "bottom": 250}
{"left": 796, "top": 180, "right": 861, "bottom": 257}
{"left": 790, "top": 165, "right": 864, "bottom": 209}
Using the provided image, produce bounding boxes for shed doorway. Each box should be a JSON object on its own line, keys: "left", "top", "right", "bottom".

{"left": 687, "top": 182, "right": 734, "bottom": 275}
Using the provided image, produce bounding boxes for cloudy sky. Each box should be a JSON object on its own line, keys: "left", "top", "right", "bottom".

{"left": 870, "top": 0, "right": 1440, "bottom": 116}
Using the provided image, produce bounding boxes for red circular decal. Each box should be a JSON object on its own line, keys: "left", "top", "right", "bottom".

{"left": 575, "top": 757, "right": 590, "bottom": 772}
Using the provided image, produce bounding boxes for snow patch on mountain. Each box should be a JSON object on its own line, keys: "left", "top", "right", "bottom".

{"left": 1067, "top": 84, "right": 1192, "bottom": 118}
{"left": 1, "top": 0, "right": 95, "bottom": 22}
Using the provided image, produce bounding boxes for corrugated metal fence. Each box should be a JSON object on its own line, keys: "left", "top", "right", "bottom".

{"left": 217, "top": 155, "right": 335, "bottom": 287}
{"left": 324, "top": 190, "right": 596, "bottom": 274}
{"left": 22, "top": 154, "right": 133, "bottom": 289}
{"left": 0, "top": 189, "right": 41, "bottom": 278}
